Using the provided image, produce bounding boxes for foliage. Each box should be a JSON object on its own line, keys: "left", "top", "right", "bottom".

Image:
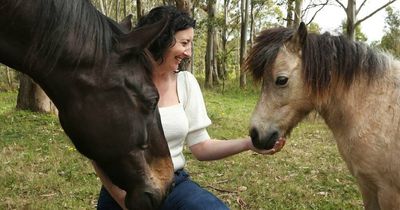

{"left": 379, "top": 6, "right": 400, "bottom": 58}
{"left": 340, "top": 20, "right": 368, "bottom": 42}
{"left": 0, "top": 83, "right": 363, "bottom": 209}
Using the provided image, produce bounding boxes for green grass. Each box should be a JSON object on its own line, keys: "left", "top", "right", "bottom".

{"left": 0, "top": 85, "right": 362, "bottom": 209}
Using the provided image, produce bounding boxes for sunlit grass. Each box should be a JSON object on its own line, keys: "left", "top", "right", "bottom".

{"left": 0, "top": 83, "right": 362, "bottom": 209}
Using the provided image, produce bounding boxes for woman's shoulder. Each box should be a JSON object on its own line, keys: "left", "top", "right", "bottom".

{"left": 178, "top": 71, "right": 198, "bottom": 85}
{"left": 178, "top": 70, "right": 195, "bottom": 79}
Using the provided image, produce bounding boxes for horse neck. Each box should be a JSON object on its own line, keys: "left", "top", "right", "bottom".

{"left": 317, "top": 68, "right": 400, "bottom": 140}
{"left": 0, "top": 0, "right": 113, "bottom": 79}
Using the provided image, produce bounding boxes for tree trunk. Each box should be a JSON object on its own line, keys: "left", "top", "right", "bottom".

{"left": 17, "top": 74, "right": 58, "bottom": 114}
{"left": 204, "top": 0, "right": 215, "bottom": 89}
{"left": 123, "top": 0, "right": 127, "bottom": 17}
{"left": 249, "top": 0, "right": 254, "bottom": 45}
{"left": 286, "top": 0, "right": 294, "bottom": 28}
{"left": 115, "top": 0, "right": 120, "bottom": 21}
{"left": 5, "top": 66, "right": 14, "bottom": 89}
{"left": 239, "top": 0, "right": 249, "bottom": 88}
{"left": 212, "top": 31, "right": 220, "bottom": 85}
{"left": 99, "top": 0, "right": 106, "bottom": 15}
{"left": 346, "top": 0, "right": 356, "bottom": 40}
{"left": 136, "top": 0, "right": 142, "bottom": 20}
{"left": 220, "top": 0, "right": 229, "bottom": 81}
{"left": 293, "top": 0, "right": 303, "bottom": 28}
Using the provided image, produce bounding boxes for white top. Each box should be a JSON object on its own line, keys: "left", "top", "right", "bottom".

{"left": 158, "top": 71, "right": 211, "bottom": 171}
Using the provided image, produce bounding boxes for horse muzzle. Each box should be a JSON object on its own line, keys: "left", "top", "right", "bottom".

{"left": 250, "top": 127, "right": 280, "bottom": 150}
{"left": 125, "top": 186, "right": 170, "bottom": 210}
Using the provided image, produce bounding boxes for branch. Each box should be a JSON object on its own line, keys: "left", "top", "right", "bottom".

{"left": 334, "top": 0, "right": 346, "bottom": 11}
{"left": 355, "top": 0, "right": 398, "bottom": 27}
{"left": 356, "top": 0, "right": 368, "bottom": 15}
{"left": 305, "top": 1, "right": 329, "bottom": 25}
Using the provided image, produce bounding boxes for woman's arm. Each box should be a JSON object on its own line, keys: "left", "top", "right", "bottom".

{"left": 189, "top": 137, "right": 285, "bottom": 161}
{"left": 91, "top": 161, "right": 128, "bottom": 210}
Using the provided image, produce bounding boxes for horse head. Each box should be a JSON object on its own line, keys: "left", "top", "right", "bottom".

{"left": 0, "top": 1, "right": 173, "bottom": 209}
{"left": 246, "top": 23, "right": 314, "bottom": 150}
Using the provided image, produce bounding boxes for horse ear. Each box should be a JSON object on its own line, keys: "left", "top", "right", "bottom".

{"left": 117, "top": 16, "right": 169, "bottom": 52}
{"left": 297, "top": 22, "right": 307, "bottom": 46}
{"left": 119, "top": 14, "right": 133, "bottom": 32}
{"left": 288, "top": 22, "right": 307, "bottom": 52}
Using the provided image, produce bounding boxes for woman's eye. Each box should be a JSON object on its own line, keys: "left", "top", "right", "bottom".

{"left": 275, "top": 76, "right": 288, "bottom": 86}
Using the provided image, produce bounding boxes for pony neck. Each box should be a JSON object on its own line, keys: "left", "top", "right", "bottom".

{"left": 318, "top": 74, "right": 399, "bottom": 141}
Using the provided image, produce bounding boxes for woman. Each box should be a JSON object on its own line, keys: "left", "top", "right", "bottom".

{"left": 93, "top": 6, "right": 285, "bottom": 210}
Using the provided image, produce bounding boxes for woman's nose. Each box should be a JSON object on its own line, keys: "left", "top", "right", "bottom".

{"left": 183, "top": 48, "right": 192, "bottom": 58}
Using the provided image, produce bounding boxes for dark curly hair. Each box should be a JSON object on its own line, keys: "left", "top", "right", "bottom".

{"left": 135, "top": 6, "right": 196, "bottom": 63}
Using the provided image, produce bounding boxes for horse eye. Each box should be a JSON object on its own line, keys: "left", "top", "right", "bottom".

{"left": 275, "top": 76, "right": 288, "bottom": 86}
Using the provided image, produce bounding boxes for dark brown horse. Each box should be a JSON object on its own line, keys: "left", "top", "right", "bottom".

{"left": 0, "top": 0, "right": 173, "bottom": 209}
{"left": 246, "top": 23, "right": 400, "bottom": 209}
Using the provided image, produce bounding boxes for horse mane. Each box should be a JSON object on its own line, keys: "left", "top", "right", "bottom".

{"left": 245, "top": 26, "right": 390, "bottom": 97}
{"left": 25, "top": 0, "right": 124, "bottom": 71}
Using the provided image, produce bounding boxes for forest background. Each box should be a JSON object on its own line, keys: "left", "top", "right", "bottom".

{"left": 0, "top": 0, "right": 399, "bottom": 209}
{"left": 0, "top": 0, "right": 399, "bottom": 105}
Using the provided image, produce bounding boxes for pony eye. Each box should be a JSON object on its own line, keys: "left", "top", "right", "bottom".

{"left": 275, "top": 76, "right": 288, "bottom": 86}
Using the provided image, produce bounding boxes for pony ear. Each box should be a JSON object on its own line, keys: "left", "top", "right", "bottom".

{"left": 288, "top": 22, "right": 307, "bottom": 53}
{"left": 117, "top": 16, "right": 169, "bottom": 52}
{"left": 119, "top": 14, "right": 133, "bottom": 32}
{"left": 297, "top": 22, "right": 307, "bottom": 46}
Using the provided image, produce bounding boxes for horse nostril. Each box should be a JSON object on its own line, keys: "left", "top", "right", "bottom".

{"left": 144, "top": 192, "right": 157, "bottom": 208}
{"left": 126, "top": 191, "right": 162, "bottom": 210}
{"left": 250, "top": 128, "right": 258, "bottom": 141}
{"left": 250, "top": 128, "right": 262, "bottom": 149}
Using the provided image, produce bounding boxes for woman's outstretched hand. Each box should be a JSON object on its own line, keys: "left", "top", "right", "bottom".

{"left": 248, "top": 137, "right": 286, "bottom": 155}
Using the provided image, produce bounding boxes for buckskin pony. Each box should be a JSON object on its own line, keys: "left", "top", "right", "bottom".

{"left": 245, "top": 23, "right": 400, "bottom": 209}
{"left": 0, "top": 0, "right": 174, "bottom": 209}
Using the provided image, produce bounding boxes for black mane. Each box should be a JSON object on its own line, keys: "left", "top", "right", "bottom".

{"left": 25, "top": 0, "right": 124, "bottom": 71}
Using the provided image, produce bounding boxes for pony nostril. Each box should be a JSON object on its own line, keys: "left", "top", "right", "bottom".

{"left": 250, "top": 128, "right": 262, "bottom": 149}
{"left": 250, "top": 128, "right": 258, "bottom": 141}
{"left": 266, "top": 131, "right": 279, "bottom": 150}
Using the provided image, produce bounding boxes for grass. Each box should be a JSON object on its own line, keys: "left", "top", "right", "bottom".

{"left": 0, "top": 84, "right": 362, "bottom": 209}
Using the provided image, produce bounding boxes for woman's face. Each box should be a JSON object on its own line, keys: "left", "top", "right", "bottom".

{"left": 160, "top": 27, "right": 194, "bottom": 72}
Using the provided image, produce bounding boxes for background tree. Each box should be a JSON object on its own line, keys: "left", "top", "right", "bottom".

{"left": 380, "top": 6, "right": 400, "bottom": 58}
{"left": 239, "top": 0, "right": 250, "bottom": 88}
{"left": 2, "top": 0, "right": 399, "bottom": 104}
{"left": 16, "top": 74, "right": 57, "bottom": 114}
{"left": 204, "top": 0, "right": 216, "bottom": 88}
{"left": 335, "top": 0, "right": 398, "bottom": 40}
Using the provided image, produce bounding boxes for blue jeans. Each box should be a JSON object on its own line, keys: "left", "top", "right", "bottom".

{"left": 97, "top": 170, "right": 229, "bottom": 210}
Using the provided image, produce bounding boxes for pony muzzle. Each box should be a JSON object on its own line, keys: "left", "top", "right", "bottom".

{"left": 250, "top": 127, "right": 280, "bottom": 150}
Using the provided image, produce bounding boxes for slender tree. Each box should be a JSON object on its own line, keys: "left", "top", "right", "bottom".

{"left": 239, "top": 0, "right": 250, "bottom": 88}
{"left": 286, "top": 0, "right": 294, "bottom": 27}
{"left": 205, "top": 0, "right": 216, "bottom": 88}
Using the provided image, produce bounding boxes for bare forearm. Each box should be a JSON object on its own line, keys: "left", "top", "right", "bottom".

{"left": 189, "top": 137, "right": 251, "bottom": 161}
{"left": 189, "top": 137, "right": 286, "bottom": 161}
